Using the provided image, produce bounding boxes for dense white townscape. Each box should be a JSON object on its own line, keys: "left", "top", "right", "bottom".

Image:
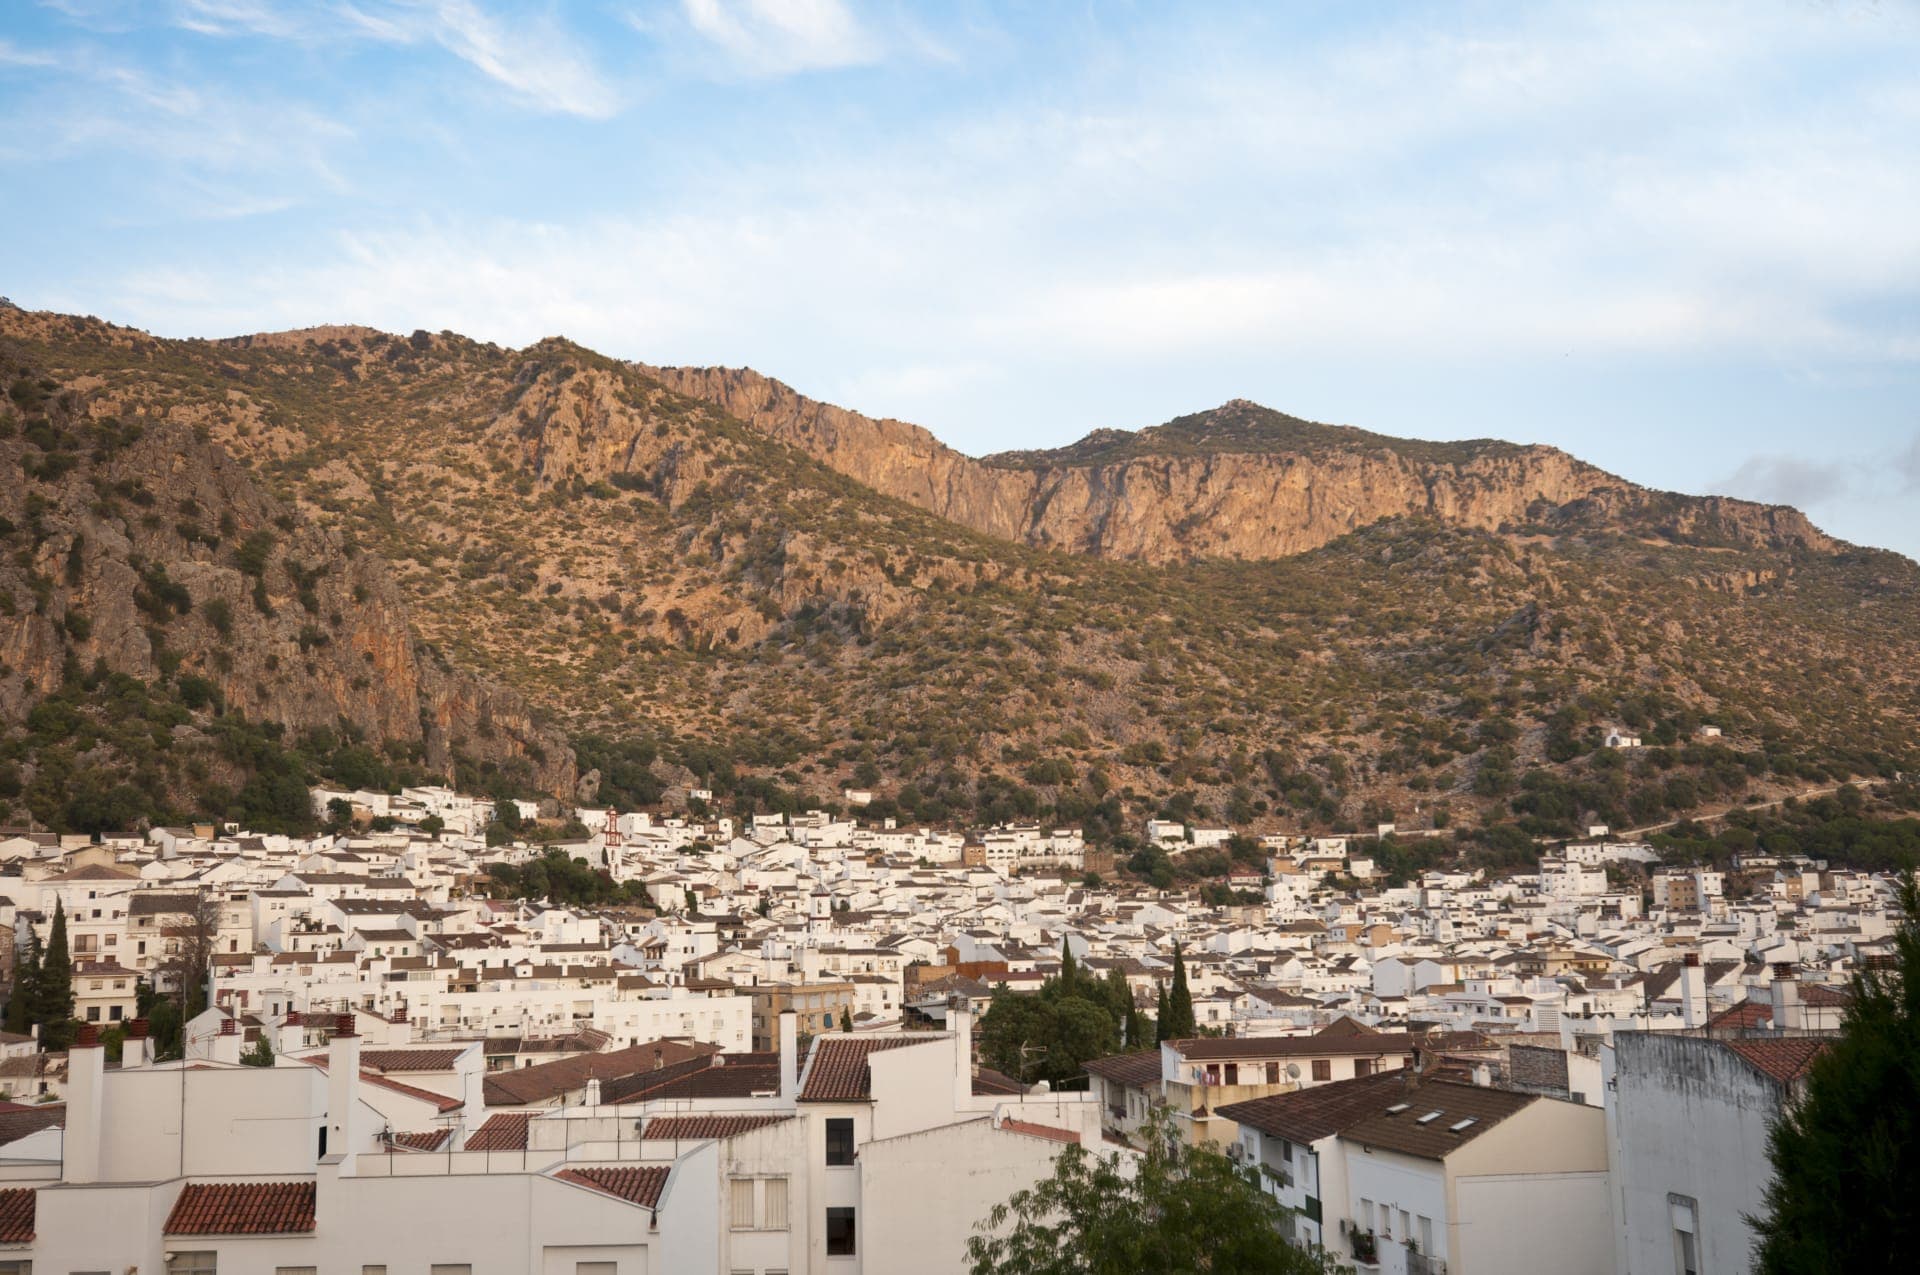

{"left": 0, "top": 784, "right": 1900, "bottom": 1275}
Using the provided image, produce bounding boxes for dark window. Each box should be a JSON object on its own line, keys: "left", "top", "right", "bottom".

{"left": 826, "top": 1118, "right": 855, "bottom": 1166}
{"left": 1224, "top": 1063, "right": 1239, "bottom": 1085}
{"left": 1311, "top": 1059, "right": 1331, "bottom": 1081}
{"left": 826, "top": 1207, "right": 856, "bottom": 1256}
{"left": 1354, "top": 1058, "right": 1374, "bottom": 1078}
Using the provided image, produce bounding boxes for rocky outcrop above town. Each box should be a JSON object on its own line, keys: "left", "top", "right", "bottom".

{"left": 640, "top": 368, "right": 1839, "bottom": 562}
{"left": 0, "top": 327, "right": 576, "bottom": 804}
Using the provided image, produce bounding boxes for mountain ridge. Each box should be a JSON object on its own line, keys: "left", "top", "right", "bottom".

{"left": 637, "top": 365, "right": 1841, "bottom": 564}
{"left": 4, "top": 305, "right": 1914, "bottom": 847}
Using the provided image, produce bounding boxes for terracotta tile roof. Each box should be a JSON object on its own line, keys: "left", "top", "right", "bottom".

{"left": 799, "top": 1035, "right": 940, "bottom": 1102}
{"left": 1339, "top": 1079, "right": 1537, "bottom": 1161}
{"left": 164, "top": 1181, "right": 317, "bottom": 1235}
{"left": 465, "top": 1111, "right": 532, "bottom": 1151}
{"left": 0, "top": 1187, "right": 33, "bottom": 1243}
{"left": 305, "top": 1057, "right": 465, "bottom": 1113}
{"left": 1218, "top": 1069, "right": 1413, "bottom": 1143}
{"left": 1170, "top": 1031, "right": 1485, "bottom": 1061}
{"left": 1707, "top": 1001, "right": 1773, "bottom": 1031}
{"left": 360, "top": 1048, "right": 467, "bottom": 1073}
{"left": 0, "top": 1104, "right": 65, "bottom": 1149}
{"left": 554, "top": 1165, "right": 670, "bottom": 1210}
{"left": 999, "top": 1118, "right": 1081, "bottom": 1144}
{"left": 483, "top": 1040, "right": 720, "bottom": 1107}
{"left": 972, "top": 1066, "right": 1026, "bottom": 1096}
{"left": 1082, "top": 1049, "right": 1162, "bottom": 1087}
{"left": 1725, "top": 1037, "right": 1829, "bottom": 1085}
{"left": 1802, "top": 984, "right": 1852, "bottom": 1007}
{"left": 387, "top": 1129, "right": 451, "bottom": 1151}
{"left": 641, "top": 1114, "right": 792, "bottom": 1140}
{"left": 619, "top": 1059, "right": 784, "bottom": 1102}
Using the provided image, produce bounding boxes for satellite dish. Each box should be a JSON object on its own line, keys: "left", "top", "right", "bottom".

{"left": 1286, "top": 1063, "right": 1301, "bottom": 1080}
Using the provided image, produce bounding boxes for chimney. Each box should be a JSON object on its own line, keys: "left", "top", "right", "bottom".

{"left": 1680, "top": 954, "right": 1705, "bottom": 1030}
{"left": 1769, "top": 963, "right": 1802, "bottom": 1033}
{"left": 327, "top": 1014, "right": 361, "bottom": 1173}
{"left": 123, "top": 1017, "right": 151, "bottom": 1070}
{"left": 65, "top": 1023, "right": 106, "bottom": 1184}
{"left": 951, "top": 993, "right": 973, "bottom": 1112}
{"left": 584, "top": 1076, "right": 602, "bottom": 1107}
{"left": 778, "top": 1009, "right": 798, "bottom": 1104}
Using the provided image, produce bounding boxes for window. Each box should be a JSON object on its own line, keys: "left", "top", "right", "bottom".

{"left": 110, "top": 1005, "right": 124, "bottom": 1021}
{"left": 1311, "top": 1059, "right": 1331, "bottom": 1081}
{"left": 168, "top": 1255, "right": 217, "bottom": 1275}
{"left": 731, "top": 1177, "right": 756, "bottom": 1229}
{"left": 0, "top": 1262, "right": 31, "bottom": 1275}
{"left": 1398, "top": 1209, "right": 1410, "bottom": 1241}
{"left": 765, "top": 1176, "right": 790, "bottom": 1230}
{"left": 826, "top": 1207, "right": 857, "bottom": 1257}
{"left": 85, "top": 1006, "right": 100, "bottom": 1022}
{"left": 1418, "top": 1215, "right": 1433, "bottom": 1252}
{"left": 275, "top": 1267, "right": 318, "bottom": 1275}
{"left": 430, "top": 1267, "right": 472, "bottom": 1275}
{"left": 1266, "top": 1061, "right": 1280, "bottom": 1084}
{"left": 1354, "top": 1058, "right": 1374, "bottom": 1077}
{"left": 362, "top": 1268, "right": 388, "bottom": 1275}
{"left": 577, "top": 1265, "right": 617, "bottom": 1275}
{"left": 1670, "top": 1195, "right": 1699, "bottom": 1275}
{"left": 826, "top": 1117, "right": 855, "bottom": 1166}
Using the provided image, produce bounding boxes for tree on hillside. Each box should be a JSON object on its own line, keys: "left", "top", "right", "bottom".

{"left": 968, "top": 1110, "right": 1330, "bottom": 1274}
{"left": 1750, "top": 875, "right": 1920, "bottom": 1272}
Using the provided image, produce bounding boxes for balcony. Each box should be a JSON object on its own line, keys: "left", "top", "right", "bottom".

{"left": 1408, "top": 1250, "right": 1446, "bottom": 1275}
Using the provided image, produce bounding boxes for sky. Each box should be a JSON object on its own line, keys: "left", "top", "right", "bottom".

{"left": 2, "top": 1, "right": 1918, "bottom": 557}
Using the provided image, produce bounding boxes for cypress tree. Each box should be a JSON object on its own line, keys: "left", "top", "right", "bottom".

{"left": 1061, "top": 937, "right": 1078, "bottom": 988}
{"left": 5, "top": 932, "right": 42, "bottom": 1037}
{"left": 33, "top": 900, "right": 76, "bottom": 1049}
{"left": 1751, "top": 875, "right": 1920, "bottom": 1271}
{"left": 1154, "top": 981, "right": 1170, "bottom": 1044}
{"left": 1164, "top": 941, "right": 1197, "bottom": 1039}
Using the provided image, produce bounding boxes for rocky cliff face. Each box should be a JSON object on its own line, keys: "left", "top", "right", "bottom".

{"left": 641, "top": 368, "right": 1839, "bottom": 561}
{"left": 0, "top": 334, "right": 576, "bottom": 800}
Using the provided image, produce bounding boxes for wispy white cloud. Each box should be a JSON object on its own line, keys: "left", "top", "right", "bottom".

{"left": 675, "top": 0, "right": 880, "bottom": 75}
{"left": 410, "top": 0, "right": 622, "bottom": 118}
{"left": 0, "top": 38, "right": 60, "bottom": 67}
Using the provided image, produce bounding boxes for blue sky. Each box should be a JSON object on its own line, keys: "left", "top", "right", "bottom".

{"left": 3, "top": 1, "right": 1918, "bottom": 557}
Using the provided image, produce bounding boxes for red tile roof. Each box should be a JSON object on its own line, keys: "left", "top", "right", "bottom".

{"left": 165, "top": 1181, "right": 316, "bottom": 1235}
{"left": 465, "top": 1111, "right": 532, "bottom": 1151}
{"left": 303, "top": 1057, "right": 465, "bottom": 1113}
{"left": 483, "top": 1040, "right": 721, "bottom": 1107}
{"left": 641, "top": 1114, "right": 792, "bottom": 1140}
{"left": 972, "top": 1066, "right": 1026, "bottom": 1096}
{"left": 1082, "top": 1049, "right": 1162, "bottom": 1087}
{"left": 0, "top": 1187, "right": 33, "bottom": 1243}
{"left": 555, "top": 1165, "right": 670, "bottom": 1210}
{"left": 1725, "top": 1037, "right": 1829, "bottom": 1085}
{"left": 360, "top": 1048, "right": 468, "bottom": 1072}
{"left": 387, "top": 1129, "right": 452, "bottom": 1151}
{"left": 800, "top": 1035, "right": 940, "bottom": 1102}
{"left": 1218, "top": 1068, "right": 1414, "bottom": 1144}
{"left": 999, "top": 1118, "right": 1080, "bottom": 1145}
{"left": 1707, "top": 1001, "right": 1773, "bottom": 1031}
{"left": 0, "top": 1104, "right": 65, "bottom": 1149}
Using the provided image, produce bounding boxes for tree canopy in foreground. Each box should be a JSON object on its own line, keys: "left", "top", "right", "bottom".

{"left": 1751, "top": 874, "right": 1920, "bottom": 1273}
{"left": 968, "top": 1113, "right": 1330, "bottom": 1274}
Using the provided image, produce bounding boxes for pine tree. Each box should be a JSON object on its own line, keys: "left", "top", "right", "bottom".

{"left": 1751, "top": 875, "right": 1920, "bottom": 1272}
{"left": 1061, "top": 937, "right": 1078, "bottom": 988}
{"left": 840, "top": 1005, "right": 854, "bottom": 1033}
{"left": 33, "top": 900, "right": 76, "bottom": 1048}
{"left": 5, "top": 932, "right": 42, "bottom": 1037}
{"left": 1163, "top": 941, "right": 1197, "bottom": 1040}
{"left": 1154, "top": 981, "right": 1170, "bottom": 1044}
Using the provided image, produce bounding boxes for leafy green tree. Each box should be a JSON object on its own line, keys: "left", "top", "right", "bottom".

{"left": 1751, "top": 875, "right": 1920, "bottom": 1272}
{"left": 978, "top": 972, "right": 1123, "bottom": 1089}
{"left": 968, "top": 1110, "right": 1328, "bottom": 1274}
{"left": 240, "top": 1033, "right": 275, "bottom": 1067}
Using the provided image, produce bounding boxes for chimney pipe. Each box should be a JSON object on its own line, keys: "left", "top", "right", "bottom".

{"left": 1680, "top": 954, "right": 1705, "bottom": 1030}
{"left": 327, "top": 1013, "right": 361, "bottom": 1173}
{"left": 584, "top": 1076, "right": 602, "bottom": 1108}
{"left": 1769, "top": 963, "right": 1802, "bottom": 1033}
{"left": 66, "top": 1023, "right": 106, "bottom": 1184}
{"left": 778, "top": 1009, "right": 798, "bottom": 1104}
{"left": 951, "top": 994, "right": 973, "bottom": 1113}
